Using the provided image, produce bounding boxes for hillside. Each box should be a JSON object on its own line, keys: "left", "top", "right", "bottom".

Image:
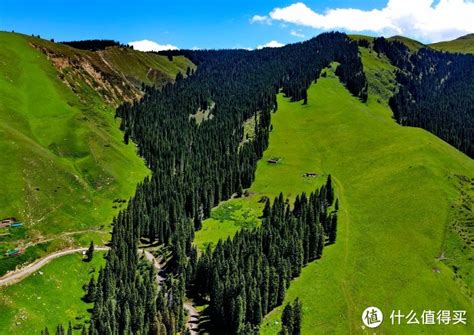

{"left": 27, "top": 34, "right": 194, "bottom": 104}
{"left": 0, "top": 252, "right": 106, "bottom": 334}
{"left": 430, "top": 34, "right": 474, "bottom": 54}
{"left": 349, "top": 34, "right": 426, "bottom": 52}
{"left": 0, "top": 32, "right": 192, "bottom": 276}
{"left": 351, "top": 33, "right": 474, "bottom": 54}
{"left": 196, "top": 52, "right": 473, "bottom": 333}
{"left": 388, "top": 35, "right": 425, "bottom": 51}
{"left": 2, "top": 29, "right": 472, "bottom": 334}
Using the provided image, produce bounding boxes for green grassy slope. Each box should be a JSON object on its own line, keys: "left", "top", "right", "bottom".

{"left": 430, "top": 34, "right": 474, "bottom": 54}
{"left": 349, "top": 34, "right": 426, "bottom": 52}
{"left": 258, "top": 73, "right": 473, "bottom": 334}
{"left": 0, "top": 252, "right": 106, "bottom": 334}
{"left": 388, "top": 35, "right": 426, "bottom": 51}
{"left": 196, "top": 54, "right": 473, "bottom": 333}
{"left": 102, "top": 47, "right": 193, "bottom": 87}
{"left": 0, "top": 32, "right": 149, "bottom": 273}
{"left": 26, "top": 34, "right": 194, "bottom": 103}
{"left": 349, "top": 34, "right": 375, "bottom": 43}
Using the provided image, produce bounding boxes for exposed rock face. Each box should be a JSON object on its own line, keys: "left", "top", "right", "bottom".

{"left": 32, "top": 43, "right": 142, "bottom": 105}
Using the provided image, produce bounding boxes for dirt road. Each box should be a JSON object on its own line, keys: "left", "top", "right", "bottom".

{"left": 2, "top": 246, "right": 201, "bottom": 333}
{"left": 0, "top": 246, "right": 109, "bottom": 286}
{"left": 184, "top": 300, "right": 200, "bottom": 335}
{"left": 140, "top": 249, "right": 200, "bottom": 334}
{"left": 142, "top": 250, "right": 165, "bottom": 283}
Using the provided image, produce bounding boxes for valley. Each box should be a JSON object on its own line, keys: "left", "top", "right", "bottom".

{"left": 0, "top": 26, "right": 473, "bottom": 334}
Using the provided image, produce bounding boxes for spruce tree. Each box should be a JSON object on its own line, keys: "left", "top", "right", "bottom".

{"left": 281, "top": 303, "right": 294, "bottom": 334}
{"left": 292, "top": 298, "right": 302, "bottom": 335}
{"left": 86, "top": 277, "right": 96, "bottom": 302}
{"left": 262, "top": 197, "right": 271, "bottom": 218}
{"left": 325, "top": 175, "right": 334, "bottom": 205}
{"left": 85, "top": 241, "right": 94, "bottom": 262}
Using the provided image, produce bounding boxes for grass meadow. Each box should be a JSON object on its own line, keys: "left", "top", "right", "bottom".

{"left": 0, "top": 32, "right": 149, "bottom": 272}
{"left": 196, "top": 54, "right": 474, "bottom": 333}
{"left": 0, "top": 251, "right": 106, "bottom": 334}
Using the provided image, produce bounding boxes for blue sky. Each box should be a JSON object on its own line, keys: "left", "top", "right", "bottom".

{"left": 1, "top": 1, "right": 473, "bottom": 49}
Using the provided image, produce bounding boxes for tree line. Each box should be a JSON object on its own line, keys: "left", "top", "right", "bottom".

{"left": 372, "top": 37, "right": 474, "bottom": 157}
{"left": 61, "top": 39, "right": 130, "bottom": 51}
{"left": 192, "top": 177, "right": 337, "bottom": 333}
{"left": 280, "top": 298, "right": 303, "bottom": 335}
{"left": 48, "top": 32, "right": 365, "bottom": 334}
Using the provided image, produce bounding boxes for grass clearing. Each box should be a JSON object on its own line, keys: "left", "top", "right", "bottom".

{"left": 0, "top": 251, "right": 106, "bottom": 334}
{"left": 194, "top": 199, "right": 261, "bottom": 251}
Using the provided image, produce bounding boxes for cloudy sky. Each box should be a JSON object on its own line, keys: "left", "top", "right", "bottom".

{"left": 1, "top": 0, "right": 473, "bottom": 50}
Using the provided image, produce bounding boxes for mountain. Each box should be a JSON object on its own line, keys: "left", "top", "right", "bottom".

{"left": 0, "top": 32, "right": 193, "bottom": 277}
{"left": 352, "top": 33, "right": 474, "bottom": 54}
{"left": 259, "top": 47, "right": 473, "bottom": 334}
{"left": 0, "top": 31, "right": 473, "bottom": 335}
{"left": 27, "top": 33, "right": 194, "bottom": 104}
{"left": 388, "top": 35, "right": 425, "bottom": 51}
{"left": 349, "top": 34, "right": 426, "bottom": 51}
{"left": 430, "top": 34, "right": 474, "bottom": 54}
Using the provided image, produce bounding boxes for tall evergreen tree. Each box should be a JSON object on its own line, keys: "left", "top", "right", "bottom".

{"left": 85, "top": 241, "right": 94, "bottom": 262}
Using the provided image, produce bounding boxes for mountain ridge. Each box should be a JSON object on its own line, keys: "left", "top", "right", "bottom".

{"left": 0, "top": 31, "right": 192, "bottom": 278}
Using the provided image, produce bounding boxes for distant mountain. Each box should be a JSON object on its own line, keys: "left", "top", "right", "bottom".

{"left": 352, "top": 33, "right": 474, "bottom": 54}
{"left": 430, "top": 33, "right": 474, "bottom": 54}
{"left": 388, "top": 35, "right": 425, "bottom": 51}
{"left": 350, "top": 34, "right": 425, "bottom": 51}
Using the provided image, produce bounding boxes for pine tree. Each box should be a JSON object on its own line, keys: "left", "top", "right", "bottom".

{"left": 278, "top": 277, "right": 286, "bottom": 306}
{"left": 193, "top": 212, "right": 202, "bottom": 231}
{"left": 328, "top": 213, "right": 338, "bottom": 244}
{"left": 85, "top": 241, "right": 94, "bottom": 262}
{"left": 325, "top": 175, "right": 334, "bottom": 205}
{"left": 232, "top": 295, "right": 244, "bottom": 333}
{"left": 262, "top": 198, "right": 271, "bottom": 218}
{"left": 55, "top": 324, "right": 64, "bottom": 335}
{"left": 281, "top": 302, "right": 294, "bottom": 334}
{"left": 292, "top": 298, "right": 302, "bottom": 335}
{"left": 86, "top": 277, "right": 96, "bottom": 302}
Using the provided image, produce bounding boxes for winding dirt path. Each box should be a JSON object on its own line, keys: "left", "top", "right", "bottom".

{"left": 140, "top": 249, "right": 200, "bottom": 334}
{"left": 2, "top": 245, "right": 201, "bottom": 333}
{"left": 0, "top": 246, "right": 109, "bottom": 287}
{"left": 183, "top": 300, "right": 200, "bottom": 335}
{"left": 141, "top": 250, "right": 165, "bottom": 283}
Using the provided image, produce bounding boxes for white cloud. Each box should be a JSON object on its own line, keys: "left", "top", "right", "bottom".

{"left": 290, "top": 30, "right": 305, "bottom": 38}
{"left": 251, "top": 15, "right": 272, "bottom": 25}
{"left": 257, "top": 40, "right": 285, "bottom": 49}
{"left": 128, "top": 39, "right": 178, "bottom": 52}
{"left": 254, "top": 0, "right": 474, "bottom": 42}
